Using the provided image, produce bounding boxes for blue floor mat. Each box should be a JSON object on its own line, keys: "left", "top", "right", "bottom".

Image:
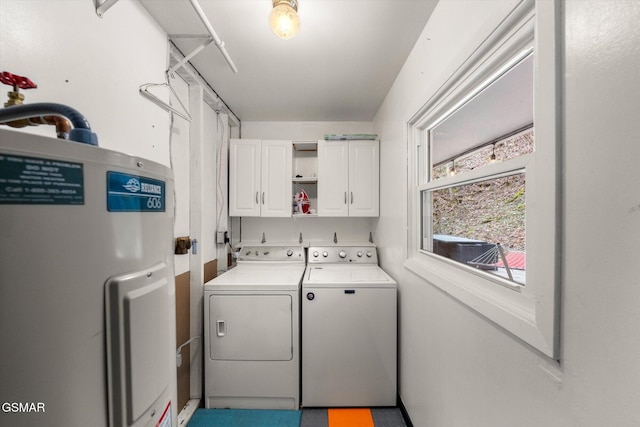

{"left": 188, "top": 408, "right": 301, "bottom": 427}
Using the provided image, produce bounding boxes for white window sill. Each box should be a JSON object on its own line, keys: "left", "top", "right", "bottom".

{"left": 404, "top": 255, "right": 554, "bottom": 357}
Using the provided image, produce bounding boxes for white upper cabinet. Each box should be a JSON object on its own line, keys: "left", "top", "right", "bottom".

{"left": 317, "top": 140, "right": 349, "bottom": 216}
{"left": 318, "top": 140, "right": 379, "bottom": 217}
{"left": 261, "top": 140, "right": 293, "bottom": 217}
{"left": 229, "top": 139, "right": 261, "bottom": 217}
{"left": 230, "top": 139, "right": 292, "bottom": 217}
{"left": 348, "top": 140, "right": 380, "bottom": 216}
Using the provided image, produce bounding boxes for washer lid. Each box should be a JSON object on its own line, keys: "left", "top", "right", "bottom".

{"left": 204, "top": 264, "right": 305, "bottom": 291}
{"left": 304, "top": 265, "right": 396, "bottom": 287}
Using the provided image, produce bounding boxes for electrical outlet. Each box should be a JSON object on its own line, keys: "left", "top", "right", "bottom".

{"left": 217, "top": 231, "right": 228, "bottom": 244}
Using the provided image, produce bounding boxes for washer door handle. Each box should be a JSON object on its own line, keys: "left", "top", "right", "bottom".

{"left": 216, "top": 320, "right": 226, "bottom": 337}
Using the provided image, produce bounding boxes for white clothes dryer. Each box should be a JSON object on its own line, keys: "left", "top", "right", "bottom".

{"left": 204, "top": 245, "right": 305, "bottom": 410}
{"left": 302, "top": 246, "right": 397, "bottom": 407}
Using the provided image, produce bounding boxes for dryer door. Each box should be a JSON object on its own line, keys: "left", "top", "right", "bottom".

{"left": 209, "top": 294, "right": 293, "bottom": 361}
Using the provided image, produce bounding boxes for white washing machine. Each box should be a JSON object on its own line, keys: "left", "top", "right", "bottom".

{"left": 302, "top": 245, "right": 397, "bottom": 407}
{"left": 204, "top": 245, "right": 305, "bottom": 410}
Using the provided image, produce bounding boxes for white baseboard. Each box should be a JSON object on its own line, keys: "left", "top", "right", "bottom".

{"left": 177, "top": 398, "right": 201, "bottom": 426}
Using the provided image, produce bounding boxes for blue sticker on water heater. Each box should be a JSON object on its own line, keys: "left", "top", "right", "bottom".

{"left": 107, "top": 171, "right": 165, "bottom": 212}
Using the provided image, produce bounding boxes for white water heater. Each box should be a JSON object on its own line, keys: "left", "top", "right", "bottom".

{"left": 0, "top": 128, "right": 177, "bottom": 427}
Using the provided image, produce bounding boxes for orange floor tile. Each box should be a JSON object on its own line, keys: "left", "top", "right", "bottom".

{"left": 328, "top": 408, "right": 375, "bottom": 427}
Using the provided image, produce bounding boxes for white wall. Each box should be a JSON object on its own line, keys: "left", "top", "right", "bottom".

{"left": 238, "top": 217, "right": 375, "bottom": 247}
{"left": 374, "top": 1, "right": 640, "bottom": 426}
{"left": 171, "top": 75, "right": 192, "bottom": 276}
{"left": 241, "top": 121, "right": 374, "bottom": 140}
{"left": 0, "top": 0, "right": 170, "bottom": 165}
{"left": 202, "top": 109, "right": 218, "bottom": 267}
{"left": 170, "top": 78, "right": 219, "bottom": 273}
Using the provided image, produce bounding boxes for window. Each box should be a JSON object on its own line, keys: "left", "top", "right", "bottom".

{"left": 405, "top": 0, "right": 560, "bottom": 358}
{"left": 427, "top": 170, "right": 527, "bottom": 284}
{"left": 422, "top": 53, "right": 533, "bottom": 287}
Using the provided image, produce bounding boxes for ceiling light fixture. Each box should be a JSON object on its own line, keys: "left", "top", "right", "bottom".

{"left": 269, "top": 0, "right": 300, "bottom": 40}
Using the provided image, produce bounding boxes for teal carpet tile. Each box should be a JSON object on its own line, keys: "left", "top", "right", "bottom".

{"left": 188, "top": 408, "right": 301, "bottom": 427}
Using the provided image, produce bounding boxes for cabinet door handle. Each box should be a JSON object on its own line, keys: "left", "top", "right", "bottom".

{"left": 255, "top": 191, "right": 259, "bottom": 205}
{"left": 262, "top": 192, "right": 265, "bottom": 205}
{"left": 344, "top": 192, "right": 347, "bottom": 205}
{"left": 350, "top": 192, "right": 354, "bottom": 204}
{"left": 216, "top": 320, "right": 226, "bottom": 337}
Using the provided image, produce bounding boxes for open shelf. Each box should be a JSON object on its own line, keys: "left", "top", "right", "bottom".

{"left": 293, "top": 213, "right": 318, "bottom": 218}
{"left": 293, "top": 177, "right": 318, "bottom": 184}
{"left": 293, "top": 141, "right": 317, "bottom": 151}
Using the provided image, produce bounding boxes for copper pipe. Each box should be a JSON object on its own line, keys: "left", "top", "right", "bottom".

{"left": 0, "top": 102, "right": 97, "bottom": 145}
{"left": 3, "top": 115, "right": 72, "bottom": 140}
{"left": 30, "top": 116, "right": 72, "bottom": 139}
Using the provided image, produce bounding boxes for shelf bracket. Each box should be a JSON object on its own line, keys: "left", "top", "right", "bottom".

{"left": 167, "top": 0, "right": 238, "bottom": 74}
{"left": 167, "top": 35, "right": 214, "bottom": 75}
{"left": 94, "top": 0, "right": 119, "bottom": 17}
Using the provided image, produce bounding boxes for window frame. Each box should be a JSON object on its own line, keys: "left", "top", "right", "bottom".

{"left": 405, "top": 0, "right": 560, "bottom": 359}
{"left": 422, "top": 160, "right": 529, "bottom": 289}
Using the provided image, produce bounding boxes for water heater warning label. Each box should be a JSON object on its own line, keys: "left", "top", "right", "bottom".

{"left": 0, "top": 153, "right": 84, "bottom": 205}
{"left": 107, "top": 171, "right": 165, "bottom": 212}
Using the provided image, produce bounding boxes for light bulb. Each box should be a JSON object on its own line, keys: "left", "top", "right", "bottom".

{"left": 269, "top": 0, "right": 300, "bottom": 40}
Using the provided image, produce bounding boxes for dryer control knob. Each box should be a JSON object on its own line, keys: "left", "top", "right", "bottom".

{"left": 366, "top": 251, "right": 373, "bottom": 257}
{"left": 322, "top": 251, "right": 329, "bottom": 257}
{"left": 286, "top": 249, "right": 293, "bottom": 257}
{"left": 357, "top": 251, "right": 364, "bottom": 257}
{"left": 339, "top": 251, "right": 347, "bottom": 258}
{"left": 312, "top": 251, "right": 319, "bottom": 258}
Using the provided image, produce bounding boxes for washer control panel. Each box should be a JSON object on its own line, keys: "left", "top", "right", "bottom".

{"left": 237, "top": 246, "right": 305, "bottom": 262}
{"left": 307, "top": 246, "right": 378, "bottom": 264}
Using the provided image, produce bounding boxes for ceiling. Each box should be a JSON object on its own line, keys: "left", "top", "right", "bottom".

{"left": 139, "top": 0, "right": 438, "bottom": 122}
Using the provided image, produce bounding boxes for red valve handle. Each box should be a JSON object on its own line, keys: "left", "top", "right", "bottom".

{"left": 0, "top": 72, "right": 37, "bottom": 90}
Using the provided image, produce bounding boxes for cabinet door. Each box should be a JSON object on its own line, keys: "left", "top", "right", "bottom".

{"left": 261, "top": 140, "right": 293, "bottom": 217}
{"left": 348, "top": 140, "right": 379, "bottom": 216}
{"left": 317, "top": 140, "right": 349, "bottom": 216}
{"left": 229, "top": 139, "right": 261, "bottom": 216}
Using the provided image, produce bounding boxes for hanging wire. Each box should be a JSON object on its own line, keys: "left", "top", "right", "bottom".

{"left": 139, "top": 82, "right": 191, "bottom": 121}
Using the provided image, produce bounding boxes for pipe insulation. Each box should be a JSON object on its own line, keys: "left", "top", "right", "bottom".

{"left": 0, "top": 103, "right": 98, "bottom": 145}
